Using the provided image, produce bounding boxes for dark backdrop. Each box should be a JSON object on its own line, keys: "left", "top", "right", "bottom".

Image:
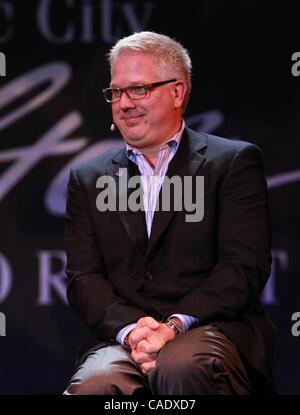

{"left": 0, "top": 0, "right": 299, "bottom": 394}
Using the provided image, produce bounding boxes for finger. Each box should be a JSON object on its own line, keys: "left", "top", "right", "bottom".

{"left": 130, "top": 326, "right": 152, "bottom": 344}
{"left": 136, "top": 317, "right": 160, "bottom": 330}
{"left": 131, "top": 349, "right": 157, "bottom": 365}
{"left": 136, "top": 339, "right": 164, "bottom": 354}
{"left": 140, "top": 360, "right": 156, "bottom": 375}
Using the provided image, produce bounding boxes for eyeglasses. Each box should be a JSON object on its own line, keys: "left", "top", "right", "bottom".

{"left": 102, "top": 79, "right": 177, "bottom": 103}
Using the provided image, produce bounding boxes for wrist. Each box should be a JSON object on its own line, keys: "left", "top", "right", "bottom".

{"left": 124, "top": 331, "right": 134, "bottom": 350}
{"left": 169, "top": 316, "right": 185, "bottom": 332}
{"left": 164, "top": 318, "right": 184, "bottom": 336}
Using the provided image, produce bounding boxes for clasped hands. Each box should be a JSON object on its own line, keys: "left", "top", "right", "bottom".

{"left": 126, "top": 316, "right": 178, "bottom": 376}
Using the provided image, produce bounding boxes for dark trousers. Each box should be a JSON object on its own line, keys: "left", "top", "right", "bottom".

{"left": 65, "top": 325, "right": 252, "bottom": 395}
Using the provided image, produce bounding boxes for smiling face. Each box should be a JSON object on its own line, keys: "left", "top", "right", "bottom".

{"left": 110, "top": 52, "right": 186, "bottom": 151}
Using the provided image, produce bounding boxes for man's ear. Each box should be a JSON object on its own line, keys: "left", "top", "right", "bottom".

{"left": 173, "top": 80, "right": 187, "bottom": 109}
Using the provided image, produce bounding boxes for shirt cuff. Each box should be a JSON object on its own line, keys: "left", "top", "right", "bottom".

{"left": 116, "top": 323, "right": 137, "bottom": 345}
{"left": 169, "top": 314, "right": 199, "bottom": 332}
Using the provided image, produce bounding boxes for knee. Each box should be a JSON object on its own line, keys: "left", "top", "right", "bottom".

{"left": 65, "top": 372, "right": 124, "bottom": 395}
{"left": 150, "top": 344, "right": 201, "bottom": 383}
{"left": 65, "top": 373, "right": 110, "bottom": 395}
{"left": 65, "top": 371, "right": 146, "bottom": 395}
{"left": 155, "top": 346, "right": 222, "bottom": 381}
{"left": 148, "top": 343, "right": 227, "bottom": 395}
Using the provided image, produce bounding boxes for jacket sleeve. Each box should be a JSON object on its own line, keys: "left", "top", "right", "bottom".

{"left": 172, "top": 143, "right": 272, "bottom": 321}
{"left": 64, "top": 168, "right": 146, "bottom": 342}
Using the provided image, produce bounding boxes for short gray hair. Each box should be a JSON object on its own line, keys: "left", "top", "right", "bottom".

{"left": 108, "top": 31, "right": 192, "bottom": 112}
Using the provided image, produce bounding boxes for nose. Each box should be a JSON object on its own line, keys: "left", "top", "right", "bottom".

{"left": 118, "top": 90, "right": 136, "bottom": 110}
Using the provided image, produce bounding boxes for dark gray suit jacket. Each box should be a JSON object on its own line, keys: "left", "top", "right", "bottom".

{"left": 65, "top": 127, "right": 274, "bottom": 382}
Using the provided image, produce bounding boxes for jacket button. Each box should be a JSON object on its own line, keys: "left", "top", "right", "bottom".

{"left": 145, "top": 271, "right": 153, "bottom": 280}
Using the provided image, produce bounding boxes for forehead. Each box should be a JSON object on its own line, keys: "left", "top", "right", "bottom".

{"left": 111, "top": 52, "right": 162, "bottom": 86}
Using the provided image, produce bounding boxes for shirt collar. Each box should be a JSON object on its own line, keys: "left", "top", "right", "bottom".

{"left": 126, "top": 120, "right": 185, "bottom": 158}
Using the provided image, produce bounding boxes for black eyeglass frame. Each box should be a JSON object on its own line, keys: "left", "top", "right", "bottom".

{"left": 102, "top": 79, "right": 177, "bottom": 103}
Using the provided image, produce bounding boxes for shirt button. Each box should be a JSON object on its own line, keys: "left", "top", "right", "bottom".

{"left": 145, "top": 271, "right": 153, "bottom": 280}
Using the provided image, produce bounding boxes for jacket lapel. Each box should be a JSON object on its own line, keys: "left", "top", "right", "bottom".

{"left": 106, "top": 150, "right": 148, "bottom": 256}
{"left": 105, "top": 128, "right": 207, "bottom": 258}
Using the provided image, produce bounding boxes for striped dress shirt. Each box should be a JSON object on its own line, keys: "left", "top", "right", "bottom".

{"left": 116, "top": 122, "right": 199, "bottom": 345}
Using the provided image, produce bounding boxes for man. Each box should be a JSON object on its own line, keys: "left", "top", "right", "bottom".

{"left": 64, "top": 31, "right": 274, "bottom": 394}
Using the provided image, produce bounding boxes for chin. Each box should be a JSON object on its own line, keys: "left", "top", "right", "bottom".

{"left": 126, "top": 136, "right": 144, "bottom": 146}
{"left": 123, "top": 130, "right": 146, "bottom": 144}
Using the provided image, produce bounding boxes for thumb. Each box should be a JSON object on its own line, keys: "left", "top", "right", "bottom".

{"left": 137, "top": 316, "right": 160, "bottom": 329}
